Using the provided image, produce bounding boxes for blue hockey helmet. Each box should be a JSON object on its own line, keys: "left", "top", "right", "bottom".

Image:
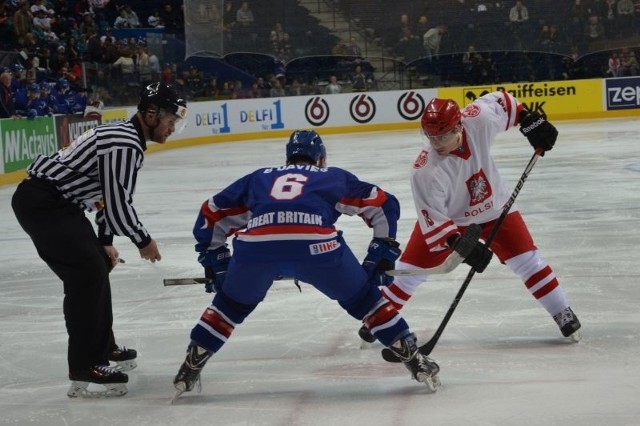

{"left": 286, "top": 130, "right": 326, "bottom": 165}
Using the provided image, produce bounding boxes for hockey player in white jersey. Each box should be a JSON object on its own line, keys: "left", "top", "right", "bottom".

{"left": 359, "top": 92, "right": 581, "bottom": 345}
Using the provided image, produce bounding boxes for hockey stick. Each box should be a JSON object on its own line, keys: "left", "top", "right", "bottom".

{"left": 384, "top": 252, "right": 464, "bottom": 276}
{"left": 164, "top": 277, "right": 212, "bottom": 286}
{"left": 163, "top": 276, "right": 301, "bottom": 287}
{"left": 382, "top": 149, "right": 543, "bottom": 362}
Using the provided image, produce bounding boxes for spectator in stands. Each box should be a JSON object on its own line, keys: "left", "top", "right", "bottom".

{"left": 100, "top": 26, "right": 115, "bottom": 44}
{"left": 332, "top": 40, "right": 346, "bottom": 56}
{"left": 462, "top": 45, "right": 484, "bottom": 84}
{"left": 423, "top": 24, "right": 447, "bottom": 62}
{"left": 584, "top": 14, "right": 606, "bottom": 41}
{"left": 9, "top": 63, "right": 25, "bottom": 93}
{"left": 74, "top": 0, "right": 94, "bottom": 19}
{"left": 236, "top": 2, "right": 254, "bottom": 28}
{"left": 246, "top": 80, "right": 261, "bottom": 98}
{"left": 606, "top": 51, "right": 621, "bottom": 76}
{"left": 203, "top": 77, "right": 220, "bottom": 99}
{"left": 235, "top": 1, "right": 255, "bottom": 50}
{"left": 509, "top": 0, "right": 529, "bottom": 24}
{"left": 222, "top": 0, "right": 235, "bottom": 49}
{"left": 351, "top": 64, "right": 368, "bottom": 92}
{"left": 0, "top": 1, "right": 12, "bottom": 44}
{"left": 79, "top": 9, "right": 96, "bottom": 34}
{"left": 255, "top": 76, "right": 269, "bottom": 97}
{"left": 147, "top": 48, "right": 160, "bottom": 80}
{"left": 122, "top": 5, "right": 140, "bottom": 28}
{"left": 136, "top": 45, "right": 150, "bottom": 80}
{"left": 219, "top": 80, "right": 233, "bottom": 98}
{"left": 52, "top": 78, "right": 72, "bottom": 114}
{"left": 602, "top": 0, "right": 618, "bottom": 37}
{"left": 13, "top": 1, "right": 33, "bottom": 42}
{"left": 66, "top": 36, "right": 81, "bottom": 63}
{"left": 86, "top": 28, "right": 102, "bottom": 62}
{"left": 15, "top": 82, "right": 45, "bottom": 118}
{"left": 35, "top": 46, "right": 53, "bottom": 77}
{"left": 69, "top": 86, "right": 89, "bottom": 113}
{"left": 269, "top": 78, "right": 286, "bottom": 98}
{"left": 223, "top": 0, "right": 235, "bottom": 27}
{"left": 185, "top": 66, "right": 203, "bottom": 99}
{"left": 147, "top": 10, "right": 163, "bottom": 28}
{"left": 286, "top": 79, "right": 303, "bottom": 96}
{"left": 113, "top": 48, "right": 135, "bottom": 78}
{"left": 159, "top": 2, "right": 180, "bottom": 33}
{"left": 1, "top": 67, "right": 18, "bottom": 118}
{"left": 39, "top": 82, "right": 56, "bottom": 113}
{"left": 58, "top": 59, "right": 81, "bottom": 83}
{"left": 620, "top": 49, "right": 638, "bottom": 75}
{"left": 113, "top": 7, "right": 131, "bottom": 29}
{"left": 232, "top": 80, "right": 249, "bottom": 99}
{"left": 50, "top": 45, "right": 66, "bottom": 75}
{"left": 101, "top": 36, "right": 120, "bottom": 64}
{"left": 161, "top": 63, "right": 173, "bottom": 84}
{"left": 415, "top": 15, "right": 429, "bottom": 38}
{"left": 325, "top": 75, "right": 341, "bottom": 94}
{"left": 345, "top": 36, "right": 362, "bottom": 59}
{"left": 617, "top": 0, "right": 635, "bottom": 37}
{"left": 508, "top": 0, "right": 529, "bottom": 46}
{"left": 269, "top": 30, "right": 281, "bottom": 55}
{"left": 25, "top": 55, "right": 38, "bottom": 83}
{"left": 393, "top": 13, "right": 419, "bottom": 59}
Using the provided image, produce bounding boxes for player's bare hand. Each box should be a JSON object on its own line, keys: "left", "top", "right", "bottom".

{"left": 139, "top": 239, "right": 162, "bottom": 263}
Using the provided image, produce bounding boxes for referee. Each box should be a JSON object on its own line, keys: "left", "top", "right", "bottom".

{"left": 11, "top": 82, "right": 187, "bottom": 398}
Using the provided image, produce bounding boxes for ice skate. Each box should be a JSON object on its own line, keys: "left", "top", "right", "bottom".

{"left": 171, "top": 344, "right": 212, "bottom": 404}
{"left": 358, "top": 324, "right": 377, "bottom": 348}
{"left": 67, "top": 365, "right": 128, "bottom": 398}
{"left": 553, "top": 306, "right": 582, "bottom": 342}
{"left": 109, "top": 345, "right": 138, "bottom": 372}
{"left": 387, "top": 333, "right": 441, "bottom": 393}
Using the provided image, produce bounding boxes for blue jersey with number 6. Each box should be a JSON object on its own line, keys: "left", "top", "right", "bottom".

{"left": 193, "top": 163, "right": 399, "bottom": 262}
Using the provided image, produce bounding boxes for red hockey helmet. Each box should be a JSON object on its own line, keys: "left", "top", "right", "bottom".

{"left": 420, "top": 98, "right": 461, "bottom": 137}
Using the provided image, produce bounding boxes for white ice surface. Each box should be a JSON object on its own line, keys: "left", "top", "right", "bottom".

{"left": 1, "top": 118, "right": 639, "bottom": 426}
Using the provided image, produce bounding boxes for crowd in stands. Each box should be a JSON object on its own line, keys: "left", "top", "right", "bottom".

{"left": 332, "top": 0, "right": 639, "bottom": 85}
{"left": 1, "top": 0, "right": 639, "bottom": 118}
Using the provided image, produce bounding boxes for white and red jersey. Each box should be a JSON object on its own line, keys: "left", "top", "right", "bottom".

{"left": 410, "top": 91, "right": 524, "bottom": 252}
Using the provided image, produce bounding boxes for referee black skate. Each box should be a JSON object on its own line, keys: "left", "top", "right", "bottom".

{"left": 11, "top": 82, "right": 187, "bottom": 398}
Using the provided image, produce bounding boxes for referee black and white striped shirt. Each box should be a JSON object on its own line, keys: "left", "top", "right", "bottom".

{"left": 27, "top": 115, "right": 151, "bottom": 248}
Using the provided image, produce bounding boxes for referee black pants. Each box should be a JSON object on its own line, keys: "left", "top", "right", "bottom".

{"left": 11, "top": 177, "right": 115, "bottom": 376}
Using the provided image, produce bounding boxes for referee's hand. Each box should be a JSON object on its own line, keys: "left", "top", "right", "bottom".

{"left": 139, "top": 239, "right": 162, "bottom": 263}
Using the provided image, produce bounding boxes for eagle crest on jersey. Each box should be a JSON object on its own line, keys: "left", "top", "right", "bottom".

{"left": 462, "top": 104, "right": 481, "bottom": 117}
{"left": 466, "top": 170, "right": 492, "bottom": 205}
{"left": 413, "top": 150, "right": 428, "bottom": 169}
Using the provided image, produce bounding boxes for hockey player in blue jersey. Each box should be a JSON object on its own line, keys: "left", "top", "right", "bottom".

{"left": 172, "top": 130, "right": 441, "bottom": 401}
